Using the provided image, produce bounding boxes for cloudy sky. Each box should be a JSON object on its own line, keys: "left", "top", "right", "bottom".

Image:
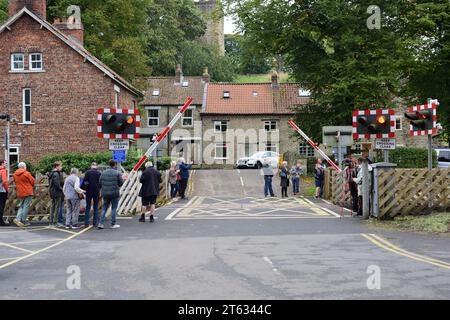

{"left": 224, "top": 16, "right": 237, "bottom": 34}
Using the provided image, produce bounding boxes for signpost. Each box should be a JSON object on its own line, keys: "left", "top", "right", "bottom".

{"left": 375, "top": 138, "right": 396, "bottom": 150}
{"left": 113, "top": 150, "right": 126, "bottom": 163}
{"left": 109, "top": 139, "right": 130, "bottom": 151}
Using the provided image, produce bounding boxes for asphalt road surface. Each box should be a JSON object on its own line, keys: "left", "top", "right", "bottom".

{"left": 0, "top": 169, "right": 449, "bottom": 300}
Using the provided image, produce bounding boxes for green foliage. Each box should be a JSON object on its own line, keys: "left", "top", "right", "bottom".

{"left": 47, "top": 0, "right": 152, "bottom": 83}
{"left": 0, "top": 0, "right": 7, "bottom": 23}
{"left": 388, "top": 147, "right": 438, "bottom": 168}
{"left": 225, "top": 34, "right": 271, "bottom": 75}
{"left": 178, "top": 41, "right": 236, "bottom": 82}
{"left": 35, "top": 151, "right": 174, "bottom": 174}
{"left": 369, "top": 212, "right": 450, "bottom": 233}
{"left": 226, "top": 0, "right": 449, "bottom": 144}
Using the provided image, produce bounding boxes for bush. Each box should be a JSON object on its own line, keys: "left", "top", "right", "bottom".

{"left": 35, "top": 150, "right": 175, "bottom": 174}
{"left": 388, "top": 147, "right": 438, "bottom": 168}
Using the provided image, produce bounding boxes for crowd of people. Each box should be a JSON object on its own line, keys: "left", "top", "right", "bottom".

{"left": 0, "top": 157, "right": 194, "bottom": 229}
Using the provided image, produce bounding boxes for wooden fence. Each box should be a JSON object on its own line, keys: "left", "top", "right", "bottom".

{"left": 377, "top": 168, "right": 450, "bottom": 218}
{"left": 326, "top": 167, "right": 450, "bottom": 218}
{"left": 3, "top": 171, "right": 170, "bottom": 221}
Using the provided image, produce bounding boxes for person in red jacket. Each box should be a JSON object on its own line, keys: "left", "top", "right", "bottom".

{"left": 13, "top": 162, "right": 35, "bottom": 227}
{"left": 0, "top": 159, "right": 8, "bottom": 226}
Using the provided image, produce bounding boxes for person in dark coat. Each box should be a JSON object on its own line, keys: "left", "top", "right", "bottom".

{"left": 279, "top": 161, "right": 290, "bottom": 198}
{"left": 139, "top": 161, "right": 162, "bottom": 223}
{"left": 48, "top": 161, "right": 64, "bottom": 227}
{"left": 178, "top": 157, "right": 193, "bottom": 200}
{"left": 82, "top": 162, "right": 102, "bottom": 227}
{"left": 98, "top": 160, "right": 124, "bottom": 229}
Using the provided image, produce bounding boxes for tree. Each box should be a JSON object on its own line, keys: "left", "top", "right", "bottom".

{"left": 47, "top": 0, "right": 151, "bottom": 84}
{"left": 0, "top": 0, "right": 8, "bottom": 23}
{"left": 179, "top": 41, "right": 236, "bottom": 82}
{"left": 225, "top": 34, "right": 271, "bottom": 75}
{"left": 226, "top": 0, "right": 446, "bottom": 143}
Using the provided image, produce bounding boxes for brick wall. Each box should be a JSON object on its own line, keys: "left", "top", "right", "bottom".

{"left": 0, "top": 14, "right": 138, "bottom": 163}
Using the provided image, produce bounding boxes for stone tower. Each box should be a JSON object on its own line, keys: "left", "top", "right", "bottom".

{"left": 194, "top": 0, "right": 225, "bottom": 55}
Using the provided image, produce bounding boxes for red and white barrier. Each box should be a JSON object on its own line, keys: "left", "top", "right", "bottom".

{"left": 288, "top": 119, "right": 341, "bottom": 172}
{"left": 132, "top": 96, "right": 193, "bottom": 171}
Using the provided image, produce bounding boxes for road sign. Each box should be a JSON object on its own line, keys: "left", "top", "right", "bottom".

{"left": 353, "top": 109, "right": 395, "bottom": 139}
{"left": 109, "top": 139, "right": 129, "bottom": 151}
{"left": 323, "top": 126, "right": 353, "bottom": 147}
{"left": 97, "top": 108, "right": 140, "bottom": 139}
{"left": 113, "top": 150, "right": 126, "bottom": 163}
{"left": 375, "top": 138, "right": 396, "bottom": 150}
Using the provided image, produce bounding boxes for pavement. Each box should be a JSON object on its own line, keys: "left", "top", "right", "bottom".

{"left": 0, "top": 169, "right": 449, "bottom": 300}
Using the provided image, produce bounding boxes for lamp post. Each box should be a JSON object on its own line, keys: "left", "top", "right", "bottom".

{"left": 0, "top": 114, "right": 11, "bottom": 179}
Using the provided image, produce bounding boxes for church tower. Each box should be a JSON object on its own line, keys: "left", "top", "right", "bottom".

{"left": 194, "top": 0, "right": 225, "bottom": 55}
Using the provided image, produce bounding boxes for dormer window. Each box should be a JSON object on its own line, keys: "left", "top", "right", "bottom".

{"left": 252, "top": 91, "right": 258, "bottom": 96}
{"left": 29, "top": 53, "right": 43, "bottom": 71}
{"left": 11, "top": 53, "right": 24, "bottom": 71}
{"left": 152, "top": 89, "right": 160, "bottom": 96}
{"left": 182, "top": 81, "right": 189, "bottom": 87}
{"left": 298, "top": 89, "right": 311, "bottom": 97}
{"left": 223, "top": 91, "right": 230, "bottom": 99}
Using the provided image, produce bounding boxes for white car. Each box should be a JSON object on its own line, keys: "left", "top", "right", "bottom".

{"left": 435, "top": 148, "right": 450, "bottom": 169}
{"left": 236, "top": 151, "right": 280, "bottom": 169}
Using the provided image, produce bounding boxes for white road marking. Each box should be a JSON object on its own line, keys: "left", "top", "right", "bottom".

{"left": 263, "top": 256, "right": 280, "bottom": 273}
{"left": 0, "top": 257, "right": 23, "bottom": 262}
{"left": 117, "top": 217, "right": 133, "bottom": 220}
{"left": 240, "top": 177, "right": 244, "bottom": 187}
{"left": 318, "top": 207, "right": 342, "bottom": 218}
{"left": 237, "top": 169, "right": 241, "bottom": 174}
{"left": 165, "top": 196, "right": 198, "bottom": 220}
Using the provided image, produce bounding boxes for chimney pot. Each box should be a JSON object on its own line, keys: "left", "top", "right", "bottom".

{"left": 175, "top": 64, "right": 183, "bottom": 84}
{"left": 202, "top": 66, "right": 210, "bottom": 83}
{"left": 271, "top": 71, "right": 279, "bottom": 88}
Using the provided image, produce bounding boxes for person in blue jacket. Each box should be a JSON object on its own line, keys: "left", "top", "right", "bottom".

{"left": 178, "top": 157, "right": 193, "bottom": 200}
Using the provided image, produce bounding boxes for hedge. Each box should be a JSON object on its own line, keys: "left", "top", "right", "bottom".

{"left": 35, "top": 150, "right": 174, "bottom": 175}
{"left": 387, "top": 147, "right": 438, "bottom": 168}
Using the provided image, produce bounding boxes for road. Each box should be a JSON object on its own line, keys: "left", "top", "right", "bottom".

{"left": 0, "top": 169, "right": 449, "bottom": 299}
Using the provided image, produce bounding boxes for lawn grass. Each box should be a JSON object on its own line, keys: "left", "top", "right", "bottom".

{"left": 368, "top": 212, "right": 450, "bottom": 234}
{"left": 234, "top": 72, "right": 292, "bottom": 83}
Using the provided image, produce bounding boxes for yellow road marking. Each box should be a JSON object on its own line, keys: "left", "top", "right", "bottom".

{"left": 9, "top": 239, "right": 64, "bottom": 245}
{"left": 0, "top": 227, "right": 51, "bottom": 234}
{"left": 361, "top": 233, "right": 450, "bottom": 270}
{"left": 0, "top": 241, "right": 34, "bottom": 254}
{"left": 0, "top": 226, "right": 92, "bottom": 270}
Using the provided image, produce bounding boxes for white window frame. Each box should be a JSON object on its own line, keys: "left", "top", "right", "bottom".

{"left": 264, "top": 121, "right": 277, "bottom": 132}
{"left": 147, "top": 108, "right": 160, "bottom": 127}
{"left": 7, "top": 145, "right": 20, "bottom": 165}
{"left": 298, "top": 89, "right": 311, "bottom": 97}
{"left": 22, "top": 88, "right": 32, "bottom": 124}
{"left": 265, "top": 142, "right": 278, "bottom": 153}
{"left": 29, "top": 53, "right": 43, "bottom": 71}
{"left": 214, "top": 120, "right": 228, "bottom": 133}
{"left": 214, "top": 143, "right": 228, "bottom": 160}
{"left": 299, "top": 142, "right": 315, "bottom": 157}
{"left": 223, "top": 91, "right": 230, "bottom": 99}
{"left": 11, "top": 53, "right": 24, "bottom": 71}
{"left": 394, "top": 116, "right": 402, "bottom": 131}
{"left": 114, "top": 85, "right": 120, "bottom": 108}
{"left": 152, "top": 89, "right": 160, "bottom": 96}
{"left": 182, "top": 81, "right": 189, "bottom": 87}
{"left": 181, "top": 107, "right": 194, "bottom": 127}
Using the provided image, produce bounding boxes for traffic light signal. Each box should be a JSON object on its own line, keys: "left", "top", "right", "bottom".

{"left": 405, "top": 102, "right": 437, "bottom": 136}
{"left": 97, "top": 109, "right": 140, "bottom": 139}
{"left": 353, "top": 109, "right": 395, "bottom": 139}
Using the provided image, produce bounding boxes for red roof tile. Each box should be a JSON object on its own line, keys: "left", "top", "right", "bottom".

{"left": 203, "top": 83, "right": 310, "bottom": 115}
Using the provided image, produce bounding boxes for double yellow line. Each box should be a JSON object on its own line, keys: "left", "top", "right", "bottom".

{"left": 362, "top": 233, "right": 450, "bottom": 270}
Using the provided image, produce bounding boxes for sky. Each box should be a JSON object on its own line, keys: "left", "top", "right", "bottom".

{"left": 224, "top": 16, "right": 237, "bottom": 34}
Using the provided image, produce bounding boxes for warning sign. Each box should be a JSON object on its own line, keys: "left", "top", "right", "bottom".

{"left": 109, "top": 139, "right": 129, "bottom": 151}
{"left": 375, "top": 139, "right": 396, "bottom": 150}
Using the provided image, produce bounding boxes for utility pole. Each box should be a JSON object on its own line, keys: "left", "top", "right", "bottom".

{"left": 362, "top": 158, "right": 370, "bottom": 219}
{"left": 0, "top": 114, "right": 10, "bottom": 179}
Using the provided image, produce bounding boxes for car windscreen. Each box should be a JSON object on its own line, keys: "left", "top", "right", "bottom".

{"left": 438, "top": 151, "right": 450, "bottom": 162}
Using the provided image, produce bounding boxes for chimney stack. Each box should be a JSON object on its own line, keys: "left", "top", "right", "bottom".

{"left": 271, "top": 70, "right": 279, "bottom": 88}
{"left": 53, "top": 16, "right": 84, "bottom": 46}
{"left": 202, "top": 66, "right": 210, "bottom": 83}
{"left": 175, "top": 64, "right": 183, "bottom": 84}
{"left": 9, "top": 0, "right": 46, "bottom": 19}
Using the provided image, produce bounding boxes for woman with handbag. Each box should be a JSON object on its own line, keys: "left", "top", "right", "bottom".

{"left": 168, "top": 161, "right": 180, "bottom": 199}
{"left": 63, "top": 168, "right": 86, "bottom": 229}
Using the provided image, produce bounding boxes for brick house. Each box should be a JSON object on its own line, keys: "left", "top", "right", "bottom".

{"left": 140, "top": 64, "right": 208, "bottom": 163}
{"left": 0, "top": 1, "right": 142, "bottom": 165}
{"left": 201, "top": 73, "right": 311, "bottom": 164}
